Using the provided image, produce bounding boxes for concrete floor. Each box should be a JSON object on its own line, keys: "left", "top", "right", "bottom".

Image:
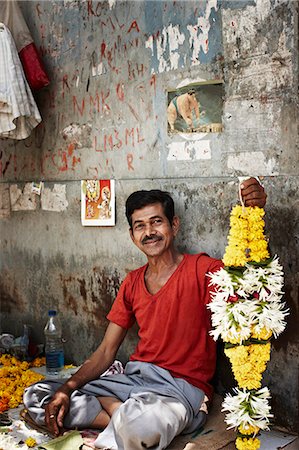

{"left": 1, "top": 393, "right": 297, "bottom": 449}
{"left": 168, "top": 395, "right": 298, "bottom": 450}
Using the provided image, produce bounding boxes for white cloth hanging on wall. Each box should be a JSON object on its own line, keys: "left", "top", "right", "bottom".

{"left": 0, "top": 23, "right": 41, "bottom": 140}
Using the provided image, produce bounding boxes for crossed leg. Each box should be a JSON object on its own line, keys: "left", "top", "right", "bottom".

{"left": 90, "top": 396, "right": 122, "bottom": 429}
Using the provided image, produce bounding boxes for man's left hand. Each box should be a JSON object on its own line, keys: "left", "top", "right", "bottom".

{"left": 240, "top": 178, "right": 267, "bottom": 208}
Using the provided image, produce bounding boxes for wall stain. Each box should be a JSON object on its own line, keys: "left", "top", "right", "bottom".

{"left": 59, "top": 267, "right": 121, "bottom": 322}
{"left": 0, "top": 275, "right": 24, "bottom": 313}
{"left": 77, "top": 278, "right": 87, "bottom": 300}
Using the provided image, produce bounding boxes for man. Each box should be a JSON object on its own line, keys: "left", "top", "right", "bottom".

{"left": 167, "top": 89, "right": 200, "bottom": 131}
{"left": 24, "top": 178, "right": 266, "bottom": 450}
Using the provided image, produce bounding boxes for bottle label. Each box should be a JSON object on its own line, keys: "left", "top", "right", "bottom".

{"left": 45, "top": 351, "right": 64, "bottom": 370}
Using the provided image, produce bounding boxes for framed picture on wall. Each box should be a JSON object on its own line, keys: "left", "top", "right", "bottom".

{"left": 167, "top": 80, "right": 224, "bottom": 134}
{"left": 81, "top": 179, "right": 115, "bottom": 226}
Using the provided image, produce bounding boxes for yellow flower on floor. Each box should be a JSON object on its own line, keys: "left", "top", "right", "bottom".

{"left": 0, "top": 354, "right": 45, "bottom": 412}
{"left": 30, "top": 357, "right": 46, "bottom": 367}
{"left": 25, "top": 437, "right": 37, "bottom": 448}
{"left": 236, "top": 436, "right": 260, "bottom": 450}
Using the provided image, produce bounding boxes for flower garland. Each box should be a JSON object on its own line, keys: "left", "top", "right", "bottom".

{"left": 0, "top": 354, "right": 45, "bottom": 413}
{"left": 208, "top": 204, "right": 288, "bottom": 450}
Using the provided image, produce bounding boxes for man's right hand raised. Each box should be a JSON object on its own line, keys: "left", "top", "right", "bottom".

{"left": 45, "top": 389, "right": 70, "bottom": 436}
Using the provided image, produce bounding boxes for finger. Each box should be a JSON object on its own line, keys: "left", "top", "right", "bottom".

{"left": 241, "top": 184, "right": 264, "bottom": 196}
{"left": 245, "top": 197, "right": 267, "bottom": 207}
{"left": 49, "top": 414, "right": 60, "bottom": 436}
{"left": 241, "top": 181, "right": 264, "bottom": 195}
{"left": 242, "top": 190, "right": 265, "bottom": 201}
{"left": 243, "top": 192, "right": 267, "bottom": 207}
{"left": 240, "top": 177, "right": 260, "bottom": 190}
{"left": 57, "top": 405, "right": 66, "bottom": 428}
{"left": 45, "top": 407, "right": 60, "bottom": 436}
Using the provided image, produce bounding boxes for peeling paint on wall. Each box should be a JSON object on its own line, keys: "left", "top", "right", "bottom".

{"left": 145, "top": 0, "right": 221, "bottom": 73}
{"left": 167, "top": 139, "right": 211, "bottom": 161}
{"left": 187, "top": 0, "right": 218, "bottom": 65}
{"left": 62, "top": 122, "right": 92, "bottom": 148}
{"left": 0, "top": 183, "right": 10, "bottom": 218}
{"left": 41, "top": 184, "right": 68, "bottom": 211}
{"left": 146, "top": 24, "right": 185, "bottom": 73}
{"left": 10, "top": 184, "right": 37, "bottom": 211}
{"left": 227, "top": 152, "right": 279, "bottom": 176}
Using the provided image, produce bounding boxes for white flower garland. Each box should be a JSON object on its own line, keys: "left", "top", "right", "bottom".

{"left": 208, "top": 257, "right": 288, "bottom": 343}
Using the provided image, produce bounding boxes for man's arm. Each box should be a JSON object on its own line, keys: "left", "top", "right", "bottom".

{"left": 191, "top": 96, "right": 200, "bottom": 119}
{"left": 240, "top": 177, "right": 267, "bottom": 207}
{"left": 178, "top": 95, "right": 193, "bottom": 127}
{"left": 45, "top": 322, "right": 127, "bottom": 435}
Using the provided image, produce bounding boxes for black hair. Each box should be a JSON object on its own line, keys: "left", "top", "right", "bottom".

{"left": 125, "top": 190, "right": 175, "bottom": 228}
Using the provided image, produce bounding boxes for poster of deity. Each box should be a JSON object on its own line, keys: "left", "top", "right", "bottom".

{"left": 81, "top": 179, "right": 115, "bottom": 226}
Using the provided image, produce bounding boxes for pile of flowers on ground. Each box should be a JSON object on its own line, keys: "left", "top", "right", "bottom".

{"left": 0, "top": 354, "right": 45, "bottom": 412}
{"left": 208, "top": 204, "right": 288, "bottom": 450}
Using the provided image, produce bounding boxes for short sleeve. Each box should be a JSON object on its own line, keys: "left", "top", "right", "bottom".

{"left": 107, "top": 274, "right": 136, "bottom": 329}
{"left": 195, "top": 253, "right": 223, "bottom": 306}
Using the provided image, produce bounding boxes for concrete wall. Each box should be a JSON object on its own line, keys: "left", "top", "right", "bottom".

{"left": 0, "top": 0, "right": 298, "bottom": 430}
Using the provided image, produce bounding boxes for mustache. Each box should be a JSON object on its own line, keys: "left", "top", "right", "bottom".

{"left": 141, "top": 235, "right": 162, "bottom": 244}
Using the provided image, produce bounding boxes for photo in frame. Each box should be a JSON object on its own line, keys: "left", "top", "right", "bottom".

{"left": 81, "top": 179, "right": 115, "bottom": 226}
{"left": 167, "top": 80, "right": 224, "bottom": 134}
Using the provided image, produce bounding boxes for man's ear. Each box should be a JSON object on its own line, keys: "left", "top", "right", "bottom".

{"left": 129, "top": 227, "right": 135, "bottom": 243}
{"left": 172, "top": 216, "right": 180, "bottom": 236}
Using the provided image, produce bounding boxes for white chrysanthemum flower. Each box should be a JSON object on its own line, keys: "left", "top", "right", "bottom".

{"left": 240, "top": 269, "right": 263, "bottom": 294}
{"left": 258, "top": 288, "right": 283, "bottom": 302}
{"left": 235, "top": 287, "right": 250, "bottom": 299}
{"left": 222, "top": 387, "right": 273, "bottom": 430}
{"left": 210, "top": 290, "right": 231, "bottom": 303}
{"left": 208, "top": 268, "right": 236, "bottom": 296}
{"left": 240, "top": 257, "right": 284, "bottom": 298}
{"left": 208, "top": 299, "right": 258, "bottom": 343}
{"left": 254, "top": 301, "right": 289, "bottom": 337}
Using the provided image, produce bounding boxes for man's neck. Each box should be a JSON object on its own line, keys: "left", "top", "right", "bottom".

{"left": 144, "top": 249, "right": 184, "bottom": 295}
{"left": 146, "top": 249, "right": 184, "bottom": 273}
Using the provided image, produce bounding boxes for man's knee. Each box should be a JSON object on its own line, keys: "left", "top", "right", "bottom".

{"left": 113, "top": 393, "right": 188, "bottom": 449}
{"left": 23, "top": 382, "right": 55, "bottom": 425}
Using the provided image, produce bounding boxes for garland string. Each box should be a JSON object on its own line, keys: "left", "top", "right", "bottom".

{"left": 207, "top": 180, "right": 288, "bottom": 450}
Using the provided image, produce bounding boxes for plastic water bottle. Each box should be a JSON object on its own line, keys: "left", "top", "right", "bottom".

{"left": 44, "top": 310, "right": 64, "bottom": 376}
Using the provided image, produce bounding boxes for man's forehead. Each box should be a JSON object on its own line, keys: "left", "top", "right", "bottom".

{"left": 131, "top": 203, "right": 165, "bottom": 221}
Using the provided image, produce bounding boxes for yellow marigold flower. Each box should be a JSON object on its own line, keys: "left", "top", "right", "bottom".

{"left": 20, "top": 361, "right": 30, "bottom": 370}
{"left": 0, "top": 355, "right": 45, "bottom": 412}
{"left": 238, "top": 424, "right": 260, "bottom": 436}
{"left": 25, "top": 437, "right": 37, "bottom": 447}
{"left": 0, "top": 354, "right": 12, "bottom": 366}
{"left": 225, "top": 344, "right": 271, "bottom": 390}
{"left": 223, "top": 335, "right": 242, "bottom": 345}
{"left": 30, "top": 357, "right": 46, "bottom": 367}
{"left": 9, "top": 396, "right": 20, "bottom": 408}
{"left": 251, "top": 327, "right": 272, "bottom": 340}
{"left": 236, "top": 437, "right": 260, "bottom": 450}
{"left": 223, "top": 205, "right": 269, "bottom": 267}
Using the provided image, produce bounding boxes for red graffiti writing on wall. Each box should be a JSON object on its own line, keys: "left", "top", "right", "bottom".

{"left": 41, "top": 144, "right": 81, "bottom": 175}
{"left": 126, "top": 153, "right": 134, "bottom": 171}
{"left": 87, "top": 1, "right": 141, "bottom": 33}
{"left": 72, "top": 90, "right": 111, "bottom": 116}
{"left": 93, "top": 126, "right": 144, "bottom": 153}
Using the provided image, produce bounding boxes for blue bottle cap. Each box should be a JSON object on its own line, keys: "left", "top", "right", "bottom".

{"left": 48, "top": 310, "right": 57, "bottom": 316}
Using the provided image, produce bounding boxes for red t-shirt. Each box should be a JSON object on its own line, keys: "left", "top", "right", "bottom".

{"left": 107, "top": 253, "right": 223, "bottom": 399}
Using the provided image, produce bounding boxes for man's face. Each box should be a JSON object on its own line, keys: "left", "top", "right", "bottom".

{"left": 130, "top": 203, "right": 179, "bottom": 258}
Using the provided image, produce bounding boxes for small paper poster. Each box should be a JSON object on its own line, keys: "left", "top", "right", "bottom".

{"left": 81, "top": 180, "right": 115, "bottom": 226}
